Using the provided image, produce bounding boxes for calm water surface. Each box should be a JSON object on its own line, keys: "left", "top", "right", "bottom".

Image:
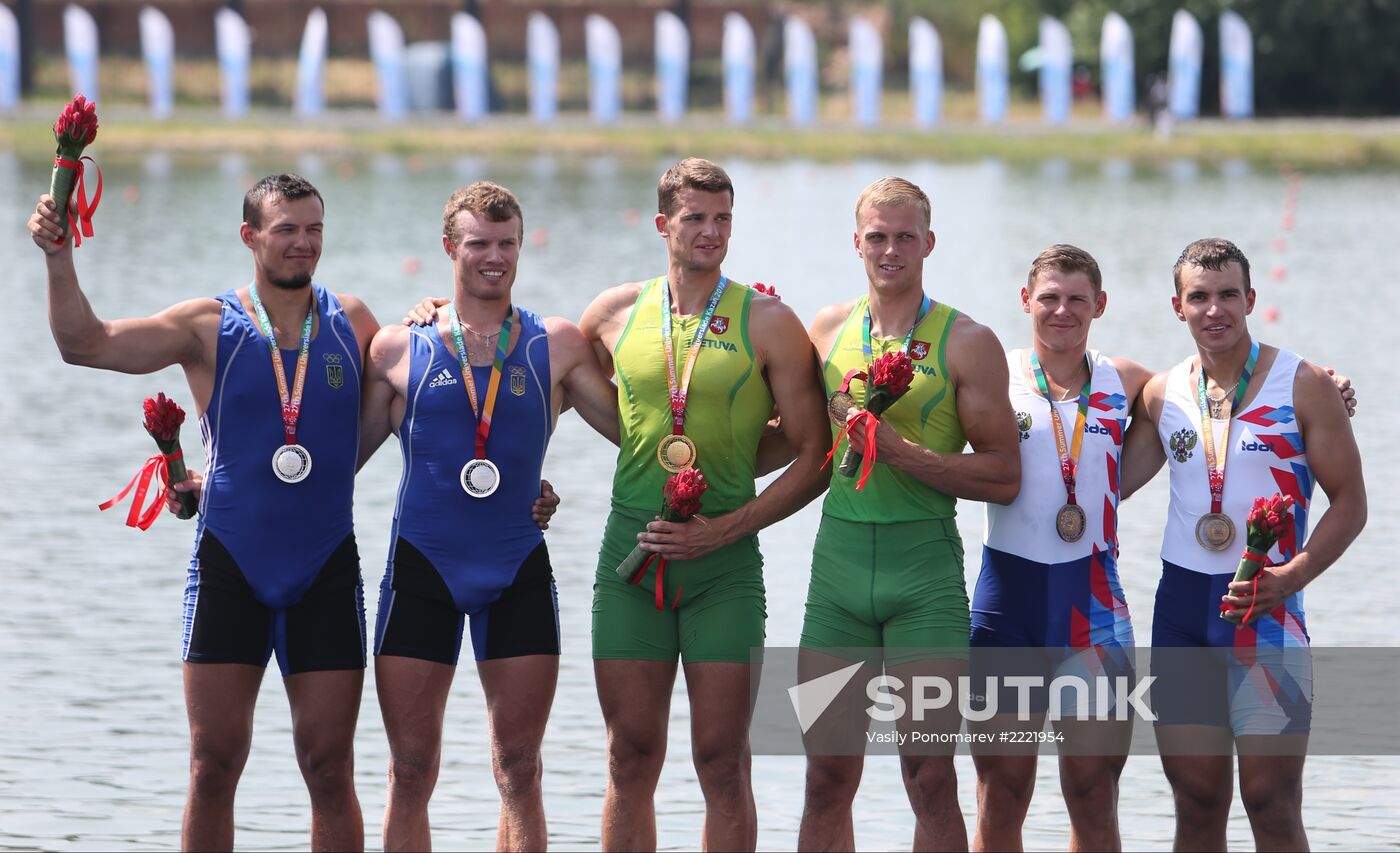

{"left": 1, "top": 151, "right": 1396, "bottom": 851}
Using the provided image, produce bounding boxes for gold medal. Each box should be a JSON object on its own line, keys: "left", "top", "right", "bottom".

{"left": 827, "top": 390, "right": 857, "bottom": 426}
{"left": 1056, "top": 503, "right": 1086, "bottom": 543}
{"left": 1195, "top": 512, "right": 1236, "bottom": 551}
{"left": 657, "top": 434, "right": 697, "bottom": 473}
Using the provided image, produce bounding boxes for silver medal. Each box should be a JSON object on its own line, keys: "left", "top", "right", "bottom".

{"left": 272, "top": 444, "right": 313, "bottom": 484}
{"left": 461, "top": 458, "right": 501, "bottom": 498}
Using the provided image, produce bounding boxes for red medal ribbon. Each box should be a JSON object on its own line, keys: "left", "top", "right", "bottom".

{"left": 99, "top": 449, "right": 183, "bottom": 531}
{"left": 823, "top": 409, "right": 880, "bottom": 490}
{"left": 628, "top": 552, "right": 683, "bottom": 610}
{"left": 54, "top": 156, "right": 103, "bottom": 248}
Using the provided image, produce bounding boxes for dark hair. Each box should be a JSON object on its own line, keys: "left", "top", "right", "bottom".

{"left": 1027, "top": 244, "right": 1103, "bottom": 293}
{"left": 657, "top": 158, "right": 734, "bottom": 217}
{"left": 443, "top": 181, "right": 524, "bottom": 244}
{"left": 1172, "top": 238, "right": 1252, "bottom": 293}
{"left": 243, "top": 174, "right": 324, "bottom": 229}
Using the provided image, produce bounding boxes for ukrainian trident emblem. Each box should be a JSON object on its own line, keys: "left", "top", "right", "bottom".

{"left": 510, "top": 365, "right": 527, "bottom": 397}
{"left": 324, "top": 353, "right": 344, "bottom": 389}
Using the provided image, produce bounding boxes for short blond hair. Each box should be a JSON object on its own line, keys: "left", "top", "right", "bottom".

{"left": 854, "top": 177, "right": 931, "bottom": 232}
{"left": 657, "top": 158, "right": 734, "bottom": 217}
{"left": 443, "top": 181, "right": 523, "bottom": 245}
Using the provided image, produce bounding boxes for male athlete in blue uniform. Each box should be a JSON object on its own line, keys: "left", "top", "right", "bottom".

{"left": 359, "top": 182, "right": 619, "bottom": 852}
{"left": 30, "top": 175, "right": 379, "bottom": 851}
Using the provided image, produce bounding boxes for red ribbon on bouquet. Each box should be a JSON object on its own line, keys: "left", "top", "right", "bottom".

{"left": 53, "top": 155, "right": 103, "bottom": 247}
{"left": 824, "top": 409, "right": 880, "bottom": 490}
{"left": 628, "top": 552, "right": 684, "bottom": 610}
{"left": 99, "top": 449, "right": 182, "bottom": 531}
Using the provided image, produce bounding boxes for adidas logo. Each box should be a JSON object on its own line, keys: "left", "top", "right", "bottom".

{"left": 428, "top": 368, "right": 457, "bottom": 388}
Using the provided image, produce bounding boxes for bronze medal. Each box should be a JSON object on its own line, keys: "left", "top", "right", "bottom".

{"left": 657, "top": 433, "right": 697, "bottom": 473}
{"left": 1195, "top": 512, "right": 1236, "bottom": 551}
{"left": 1055, "top": 503, "right": 1086, "bottom": 543}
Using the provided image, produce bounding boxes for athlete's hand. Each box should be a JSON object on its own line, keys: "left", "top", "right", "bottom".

{"left": 843, "top": 409, "right": 907, "bottom": 460}
{"left": 166, "top": 468, "right": 204, "bottom": 514}
{"left": 638, "top": 514, "right": 730, "bottom": 561}
{"left": 402, "top": 296, "right": 448, "bottom": 327}
{"left": 532, "top": 479, "right": 559, "bottom": 530}
{"left": 1222, "top": 565, "right": 1300, "bottom": 625}
{"left": 28, "top": 195, "right": 70, "bottom": 254}
{"left": 1324, "top": 368, "right": 1356, "bottom": 417}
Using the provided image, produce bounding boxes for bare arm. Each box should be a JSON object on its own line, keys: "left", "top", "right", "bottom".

{"left": 32, "top": 196, "right": 215, "bottom": 373}
{"left": 578, "top": 282, "right": 643, "bottom": 379}
{"left": 1222, "top": 362, "right": 1367, "bottom": 621}
{"left": 855, "top": 319, "right": 1020, "bottom": 504}
{"left": 1120, "top": 371, "right": 1169, "bottom": 500}
{"left": 547, "top": 316, "right": 621, "bottom": 446}
{"left": 641, "top": 298, "right": 830, "bottom": 560}
{"left": 357, "top": 325, "right": 407, "bottom": 470}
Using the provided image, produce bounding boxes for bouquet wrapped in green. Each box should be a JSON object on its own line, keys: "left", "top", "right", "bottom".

{"left": 49, "top": 94, "right": 103, "bottom": 247}
{"left": 615, "top": 467, "right": 708, "bottom": 610}
{"left": 99, "top": 394, "right": 198, "bottom": 529}
{"left": 1220, "top": 493, "right": 1295, "bottom": 624}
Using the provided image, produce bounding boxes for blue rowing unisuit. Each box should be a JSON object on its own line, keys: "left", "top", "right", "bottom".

{"left": 384, "top": 307, "right": 553, "bottom": 612}
{"left": 192, "top": 285, "right": 362, "bottom": 608}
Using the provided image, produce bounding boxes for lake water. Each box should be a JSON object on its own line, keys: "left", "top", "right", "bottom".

{"left": 1, "top": 150, "right": 1396, "bottom": 851}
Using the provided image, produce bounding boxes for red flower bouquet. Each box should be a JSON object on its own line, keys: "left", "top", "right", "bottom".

{"left": 752, "top": 282, "right": 781, "bottom": 300}
{"left": 49, "top": 94, "right": 103, "bottom": 247}
{"left": 836, "top": 350, "right": 915, "bottom": 480}
{"left": 615, "top": 467, "right": 708, "bottom": 609}
{"left": 99, "top": 393, "right": 197, "bottom": 529}
{"left": 1220, "top": 493, "right": 1295, "bottom": 624}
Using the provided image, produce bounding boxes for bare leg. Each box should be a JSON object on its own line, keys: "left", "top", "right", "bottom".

{"left": 479, "top": 654, "right": 559, "bottom": 852}
{"left": 596, "top": 659, "right": 677, "bottom": 852}
{"left": 684, "top": 661, "right": 759, "bottom": 852}
{"left": 181, "top": 662, "right": 264, "bottom": 852}
{"left": 1238, "top": 745, "right": 1308, "bottom": 852}
{"left": 376, "top": 655, "right": 456, "bottom": 852}
{"left": 799, "top": 755, "right": 863, "bottom": 852}
{"left": 285, "top": 668, "right": 365, "bottom": 852}
{"left": 970, "top": 753, "right": 1036, "bottom": 853}
{"left": 1156, "top": 725, "right": 1234, "bottom": 853}
{"left": 1055, "top": 716, "right": 1131, "bottom": 852}
{"left": 891, "top": 658, "right": 967, "bottom": 853}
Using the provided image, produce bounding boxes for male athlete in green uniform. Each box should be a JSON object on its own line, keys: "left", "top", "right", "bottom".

{"left": 799, "top": 177, "right": 1022, "bottom": 851}
{"left": 579, "top": 158, "right": 830, "bottom": 851}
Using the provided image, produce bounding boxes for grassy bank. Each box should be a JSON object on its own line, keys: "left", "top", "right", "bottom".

{"left": 6, "top": 111, "right": 1400, "bottom": 168}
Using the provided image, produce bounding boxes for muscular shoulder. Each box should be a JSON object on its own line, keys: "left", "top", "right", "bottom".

{"left": 945, "top": 313, "right": 1005, "bottom": 369}
{"left": 747, "top": 292, "right": 811, "bottom": 356}
{"left": 367, "top": 323, "right": 411, "bottom": 371}
{"left": 1110, "top": 356, "right": 1155, "bottom": 401}
{"left": 544, "top": 315, "right": 591, "bottom": 362}
{"left": 811, "top": 299, "right": 858, "bottom": 339}
{"left": 335, "top": 292, "right": 381, "bottom": 350}
{"left": 1138, "top": 369, "right": 1170, "bottom": 420}
{"left": 1292, "top": 359, "right": 1343, "bottom": 409}
{"left": 580, "top": 281, "right": 644, "bottom": 336}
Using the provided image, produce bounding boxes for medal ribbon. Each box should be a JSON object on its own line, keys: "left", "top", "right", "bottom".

{"left": 98, "top": 449, "right": 183, "bottom": 531}
{"left": 660, "top": 276, "right": 729, "bottom": 438}
{"left": 1196, "top": 339, "right": 1260, "bottom": 515}
{"left": 449, "top": 303, "right": 514, "bottom": 459}
{"left": 861, "top": 293, "right": 933, "bottom": 364}
{"left": 53, "top": 155, "right": 103, "bottom": 248}
{"left": 248, "top": 283, "right": 315, "bottom": 446}
{"left": 1030, "top": 351, "right": 1093, "bottom": 505}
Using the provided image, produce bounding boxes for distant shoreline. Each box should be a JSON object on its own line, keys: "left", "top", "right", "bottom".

{"left": 5, "top": 108, "right": 1400, "bottom": 168}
